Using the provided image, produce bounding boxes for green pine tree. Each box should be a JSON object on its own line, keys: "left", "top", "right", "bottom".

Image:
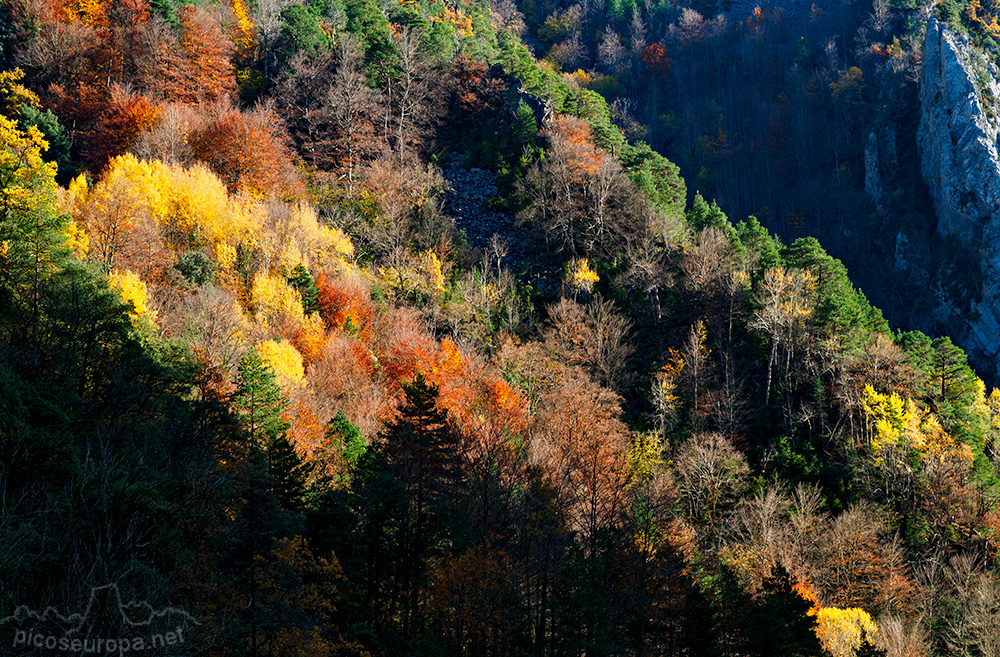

{"left": 681, "top": 581, "right": 722, "bottom": 657}
{"left": 327, "top": 409, "right": 366, "bottom": 468}
{"left": 744, "top": 564, "right": 825, "bottom": 657}
{"left": 287, "top": 263, "right": 319, "bottom": 315}
{"left": 687, "top": 191, "right": 730, "bottom": 232}
{"left": 232, "top": 348, "right": 291, "bottom": 445}
{"left": 856, "top": 638, "right": 888, "bottom": 657}
{"left": 266, "top": 433, "right": 312, "bottom": 511}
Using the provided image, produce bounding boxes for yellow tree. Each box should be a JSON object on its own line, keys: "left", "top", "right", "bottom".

{"left": 0, "top": 115, "right": 67, "bottom": 339}
{"left": 107, "top": 267, "right": 157, "bottom": 328}
{"left": 816, "top": 607, "right": 880, "bottom": 657}
{"left": 750, "top": 267, "right": 816, "bottom": 405}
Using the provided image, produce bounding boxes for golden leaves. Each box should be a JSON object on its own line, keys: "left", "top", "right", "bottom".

{"left": 108, "top": 268, "right": 156, "bottom": 327}
{"left": 816, "top": 607, "right": 879, "bottom": 657}
{"left": 565, "top": 257, "right": 599, "bottom": 294}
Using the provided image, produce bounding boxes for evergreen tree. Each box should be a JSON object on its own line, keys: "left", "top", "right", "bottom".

{"left": 735, "top": 215, "right": 782, "bottom": 273}
{"left": 266, "top": 433, "right": 312, "bottom": 511}
{"left": 681, "top": 581, "right": 722, "bottom": 657}
{"left": 328, "top": 409, "right": 366, "bottom": 468}
{"left": 856, "top": 638, "right": 888, "bottom": 657}
{"left": 930, "top": 336, "right": 976, "bottom": 408}
{"left": 743, "top": 564, "right": 825, "bottom": 657}
{"left": 232, "top": 348, "right": 291, "bottom": 445}
{"left": 513, "top": 99, "right": 539, "bottom": 150}
{"left": 352, "top": 373, "right": 462, "bottom": 643}
{"left": 687, "top": 191, "right": 731, "bottom": 232}
{"left": 287, "top": 263, "right": 319, "bottom": 315}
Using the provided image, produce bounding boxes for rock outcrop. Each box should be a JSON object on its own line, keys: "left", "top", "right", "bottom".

{"left": 918, "top": 17, "right": 1000, "bottom": 380}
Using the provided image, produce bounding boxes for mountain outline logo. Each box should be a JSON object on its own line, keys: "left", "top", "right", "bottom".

{"left": 2, "top": 583, "right": 200, "bottom": 635}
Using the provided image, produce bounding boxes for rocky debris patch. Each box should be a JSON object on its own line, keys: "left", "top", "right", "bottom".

{"left": 441, "top": 154, "right": 527, "bottom": 269}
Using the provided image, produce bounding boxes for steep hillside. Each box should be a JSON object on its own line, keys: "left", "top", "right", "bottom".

{"left": 0, "top": 0, "right": 999, "bottom": 655}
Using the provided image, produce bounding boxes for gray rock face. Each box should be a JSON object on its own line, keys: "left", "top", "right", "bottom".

{"left": 918, "top": 17, "right": 1000, "bottom": 380}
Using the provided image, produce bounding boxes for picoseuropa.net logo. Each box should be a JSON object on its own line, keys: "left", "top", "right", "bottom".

{"left": 3, "top": 584, "right": 200, "bottom": 655}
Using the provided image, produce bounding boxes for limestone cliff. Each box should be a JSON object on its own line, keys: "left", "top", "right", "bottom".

{"left": 918, "top": 17, "right": 1000, "bottom": 380}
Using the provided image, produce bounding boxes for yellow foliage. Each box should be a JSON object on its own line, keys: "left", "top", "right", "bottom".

{"left": 168, "top": 164, "right": 234, "bottom": 243}
{"left": 718, "top": 544, "right": 759, "bottom": 586}
{"left": 295, "top": 312, "right": 327, "bottom": 363}
{"left": 231, "top": 0, "right": 256, "bottom": 51}
{"left": 990, "top": 387, "right": 1000, "bottom": 434}
{"left": 258, "top": 338, "right": 305, "bottom": 389}
{"left": 860, "top": 384, "right": 973, "bottom": 467}
{"left": 0, "top": 68, "right": 39, "bottom": 116}
{"left": 0, "top": 114, "right": 65, "bottom": 282}
{"left": 251, "top": 271, "right": 305, "bottom": 333}
{"left": 652, "top": 349, "right": 684, "bottom": 425}
{"left": 816, "top": 607, "right": 879, "bottom": 657}
{"left": 768, "top": 267, "right": 816, "bottom": 319}
{"left": 215, "top": 242, "right": 237, "bottom": 271}
{"left": 566, "top": 257, "right": 599, "bottom": 293}
{"left": 431, "top": 5, "right": 475, "bottom": 37}
{"left": 263, "top": 202, "right": 354, "bottom": 276}
{"left": 65, "top": 173, "right": 89, "bottom": 213}
{"left": 0, "top": 116, "right": 57, "bottom": 211}
{"left": 107, "top": 268, "right": 157, "bottom": 327}
{"left": 101, "top": 154, "right": 169, "bottom": 221}
{"left": 377, "top": 249, "right": 445, "bottom": 299}
{"left": 327, "top": 225, "right": 354, "bottom": 259}
{"left": 65, "top": 220, "right": 89, "bottom": 258}
{"left": 568, "top": 68, "right": 591, "bottom": 87}
{"left": 100, "top": 154, "right": 262, "bottom": 254}
{"left": 628, "top": 431, "right": 665, "bottom": 485}
{"left": 860, "top": 385, "right": 915, "bottom": 457}
{"left": 420, "top": 249, "right": 445, "bottom": 293}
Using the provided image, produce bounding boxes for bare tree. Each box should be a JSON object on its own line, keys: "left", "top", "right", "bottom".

{"left": 327, "top": 33, "right": 388, "bottom": 190}
{"left": 544, "top": 297, "right": 634, "bottom": 392}
{"left": 490, "top": 0, "right": 526, "bottom": 35}
{"left": 673, "top": 432, "right": 749, "bottom": 524}
{"left": 597, "top": 31, "right": 627, "bottom": 74}
{"left": 749, "top": 267, "right": 816, "bottom": 405}
{"left": 388, "top": 26, "right": 439, "bottom": 159}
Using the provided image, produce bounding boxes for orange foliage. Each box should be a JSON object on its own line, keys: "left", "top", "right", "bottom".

{"left": 291, "top": 313, "right": 328, "bottom": 365}
{"left": 429, "top": 547, "right": 520, "bottom": 652}
{"left": 641, "top": 42, "right": 671, "bottom": 81}
{"left": 307, "top": 334, "right": 390, "bottom": 438}
{"left": 84, "top": 86, "right": 158, "bottom": 170}
{"left": 532, "top": 371, "right": 632, "bottom": 546}
{"left": 548, "top": 115, "right": 603, "bottom": 179}
{"left": 379, "top": 307, "right": 442, "bottom": 391}
{"left": 155, "top": 5, "right": 236, "bottom": 105}
{"left": 189, "top": 100, "right": 301, "bottom": 197}
{"left": 315, "top": 272, "right": 376, "bottom": 339}
{"left": 286, "top": 390, "right": 328, "bottom": 456}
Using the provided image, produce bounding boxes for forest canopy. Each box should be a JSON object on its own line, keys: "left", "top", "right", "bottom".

{"left": 0, "top": 0, "right": 999, "bottom": 656}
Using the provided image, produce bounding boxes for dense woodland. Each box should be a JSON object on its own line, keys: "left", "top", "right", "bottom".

{"left": 1, "top": 0, "right": 1000, "bottom": 654}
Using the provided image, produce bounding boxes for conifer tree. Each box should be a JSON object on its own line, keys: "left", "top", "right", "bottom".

{"left": 744, "top": 564, "right": 826, "bottom": 657}
{"left": 232, "top": 348, "right": 291, "bottom": 445}
{"left": 266, "top": 433, "right": 312, "bottom": 511}
{"left": 287, "top": 263, "right": 319, "bottom": 315}
{"left": 328, "top": 409, "right": 366, "bottom": 469}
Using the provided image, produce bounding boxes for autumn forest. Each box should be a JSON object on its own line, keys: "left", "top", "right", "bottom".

{"left": 0, "top": 0, "right": 999, "bottom": 654}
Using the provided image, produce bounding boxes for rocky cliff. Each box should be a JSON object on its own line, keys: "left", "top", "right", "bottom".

{"left": 918, "top": 17, "right": 1000, "bottom": 381}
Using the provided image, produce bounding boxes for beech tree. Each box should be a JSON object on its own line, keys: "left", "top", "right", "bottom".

{"left": 532, "top": 370, "right": 631, "bottom": 553}
{"left": 326, "top": 33, "right": 387, "bottom": 188}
